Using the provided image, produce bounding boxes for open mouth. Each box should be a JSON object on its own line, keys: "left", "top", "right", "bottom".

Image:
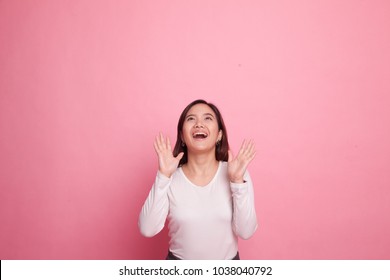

{"left": 192, "top": 132, "right": 208, "bottom": 139}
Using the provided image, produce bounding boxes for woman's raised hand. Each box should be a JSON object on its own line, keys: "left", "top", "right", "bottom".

{"left": 228, "top": 139, "right": 256, "bottom": 183}
{"left": 153, "top": 132, "right": 184, "bottom": 178}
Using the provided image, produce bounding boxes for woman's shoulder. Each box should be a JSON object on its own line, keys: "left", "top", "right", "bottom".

{"left": 218, "top": 161, "right": 229, "bottom": 177}
{"left": 172, "top": 166, "right": 184, "bottom": 179}
{"left": 220, "top": 160, "right": 228, "bottom": 168}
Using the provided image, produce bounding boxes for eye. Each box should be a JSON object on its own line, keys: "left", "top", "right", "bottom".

{"left": 205, "top": 116, "right": 213, "bottom": 121}
{"left": 186, "top": 116, "right": 195, "bottom": 121}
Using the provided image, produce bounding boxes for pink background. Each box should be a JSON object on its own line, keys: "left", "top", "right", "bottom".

{"left": 1, "top": 0, "right": 390, "bottom": 259}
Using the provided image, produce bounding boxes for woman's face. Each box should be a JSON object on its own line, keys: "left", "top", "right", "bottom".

{"left": 181, "top": 103, "right": 222, "bottom": 154}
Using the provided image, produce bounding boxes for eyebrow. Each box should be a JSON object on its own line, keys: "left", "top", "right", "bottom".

{"left": 186, "top": 113, "right": 215, "bottom": 118}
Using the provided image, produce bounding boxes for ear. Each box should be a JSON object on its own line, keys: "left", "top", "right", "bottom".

{"left": 217, "top": 130, "right": 223, "bottom": 142}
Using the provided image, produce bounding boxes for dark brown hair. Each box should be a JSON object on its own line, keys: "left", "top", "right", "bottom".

{"left": 173, "top": 99, "right": 229, "bottom": 166}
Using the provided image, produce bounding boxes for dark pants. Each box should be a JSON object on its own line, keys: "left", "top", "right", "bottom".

{"left": 166, "top": 251, "right": 240, "bottom": 260}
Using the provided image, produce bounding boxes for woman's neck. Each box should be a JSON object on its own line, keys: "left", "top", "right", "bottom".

{"left": 184, "top": 153, "right": 219, "bottom": 176}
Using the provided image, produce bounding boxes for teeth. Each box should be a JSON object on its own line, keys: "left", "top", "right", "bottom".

{"left": 193, "top": 132, "right": 207, "bottom": 138}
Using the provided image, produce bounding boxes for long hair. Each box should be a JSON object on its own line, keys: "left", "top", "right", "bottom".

{"left": 173, "top": 99, "right": 229, "bottom": 166}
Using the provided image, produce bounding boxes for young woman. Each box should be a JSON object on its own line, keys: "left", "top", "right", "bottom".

{"left": 139, "top": 99, "right": 258, "bottom": 260}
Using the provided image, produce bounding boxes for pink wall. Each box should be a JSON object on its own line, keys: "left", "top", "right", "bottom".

{"left": 1, "top": 0, "right": 390, "bottom": 259}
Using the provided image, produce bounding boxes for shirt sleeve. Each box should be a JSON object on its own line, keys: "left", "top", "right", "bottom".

{"left": 230, "top": 171, "right": 258, "bottom": 239}
{"left": 138, "top": 171, "right": 171, "bottom": 237}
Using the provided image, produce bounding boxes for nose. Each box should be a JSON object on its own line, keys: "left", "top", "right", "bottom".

{"left": 195, "top": 120, "right": 204, "bottom": 128}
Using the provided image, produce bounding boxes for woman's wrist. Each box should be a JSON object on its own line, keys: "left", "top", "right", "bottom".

{"left": 159, "top": 170, "right": 172, "bottom": 178}
{"left": 230, "top": 177, "right": 245, "bottom": 184}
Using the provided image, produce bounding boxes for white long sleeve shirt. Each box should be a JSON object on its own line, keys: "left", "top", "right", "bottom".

{"left": 138, "top": 161, "right": 258, "bottom": 260}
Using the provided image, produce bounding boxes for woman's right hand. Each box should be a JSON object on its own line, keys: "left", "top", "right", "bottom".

{"left": 153, "top": 132, "right": 184, "bottom": 178}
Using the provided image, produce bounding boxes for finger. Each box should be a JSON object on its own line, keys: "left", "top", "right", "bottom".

{"left": 245, "top": 141, "right": 256, "bottom": 163}
{"left": 237, "top": 140, "right": 255, "bottom": 164}
{"left": 153, "top": 136, "right": 159, "bottom": 152}
{"left": 176, "top": 152, "right": 184, "bottom": 161}
{"left": 160, "top": 133, "right": 168, "bottom": 152}
{"left": 166, "top": 136, "right": 171, "bottom": 151}
{"left": 154, "top": 134, "right": 162, "bottom": 152}
{"left": 237, "top": 139, "right": 248, "bottom": 158}
{"left": 160, "top": 132, "right": 165, "bottom": 149}
{"left": 160, "top": 132, "right": 169, "bottom": 151}
{"left": 228, "top": 150, "right": 233, "bottom": 162}
{"left": 249, "top": 140, "right": 256, "bottom": 156}
{"left": 156, "top": 133, "right": 163, "bottom": 152}
{"left": 156, "top": 132, "right": 161, "bottom": 148}
{"left": 245, "top": 140, "right": 255, "bottom": 157}
{"left": 248, "top": 150, "right": 256, "bottom": 162}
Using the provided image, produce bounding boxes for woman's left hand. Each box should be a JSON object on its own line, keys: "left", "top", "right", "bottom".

{"left": 228, "top": 139, "right": 256, "bottom": 183}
